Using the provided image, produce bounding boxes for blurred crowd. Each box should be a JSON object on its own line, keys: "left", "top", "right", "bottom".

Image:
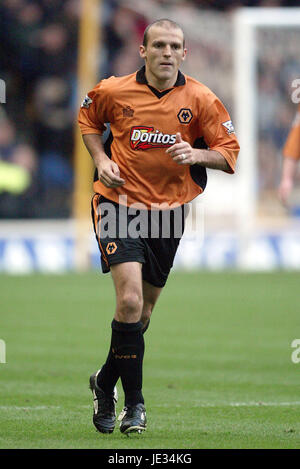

{"left": 0, "top": 0, "right": 78, "bottom": 217}
{"left": 257, "top": 28, "right": 300, "bottom": 203}
{"left": 0, "top": 0, "right": 299, "bottom": 218}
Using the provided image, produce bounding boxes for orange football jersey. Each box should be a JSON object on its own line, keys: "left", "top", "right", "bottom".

{"left": 283, "top": 104, "right": 300, "bottom": 161}
{"left": 78, "top": 67, "right": 240, "bottom": 208}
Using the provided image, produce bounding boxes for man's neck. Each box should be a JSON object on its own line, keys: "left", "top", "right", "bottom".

{"left": 144, "top": 68, "right": 177, "bottom": 91}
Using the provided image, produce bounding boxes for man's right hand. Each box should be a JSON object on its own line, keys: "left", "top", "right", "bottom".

{"left": 98, "top": 158, "right": 125, "bottom": 188}
{"left": 82, "top": 134, "right": 125, "bottom": 188}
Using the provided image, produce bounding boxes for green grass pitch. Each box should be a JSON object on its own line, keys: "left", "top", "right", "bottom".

{"left": 0, "top": 271, "right": 300, "bottom": 449}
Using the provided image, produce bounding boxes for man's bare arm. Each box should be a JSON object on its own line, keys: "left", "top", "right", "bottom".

{"left": 166, "top": 133, "right": 231, "bottom": 171}
{"left": 82, "top": 134, "right": 125, "bottom": 188}
{"left": 191, "top": 149, "right": 230, "bottom": 171}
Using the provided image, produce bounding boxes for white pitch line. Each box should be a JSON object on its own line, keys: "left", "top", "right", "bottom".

{"left": 1, "top": 402, "right": 300, "bottom": 411}
{"left": 152, "top": 401, "right": 300, "bottom": 408}
{"left": 228, "top": 401, "right": 300, "bottom": 407}
{"left": 0, "top": 406, "right": 61, "bottom": 411}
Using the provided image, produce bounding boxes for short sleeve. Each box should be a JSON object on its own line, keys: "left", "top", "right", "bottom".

{"left": 78, "top": 80, "right": 112, "bottom": 136}
{"left": 201, "top": 94, "right": 240, "bottom": 173}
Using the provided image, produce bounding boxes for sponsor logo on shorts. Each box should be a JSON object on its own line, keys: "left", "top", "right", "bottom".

{"left": 106, "top": 242, "right": 117, "bottom": 255}
{"left": 130, "top": 126, "right": 176, "bottom": 150}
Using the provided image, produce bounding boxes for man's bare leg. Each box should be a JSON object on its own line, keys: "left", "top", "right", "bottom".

{"left": 141, "top": 280, "right": 163, "bottom": 332}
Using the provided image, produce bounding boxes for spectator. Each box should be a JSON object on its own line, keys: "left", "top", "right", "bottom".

{"left": 0, "top": 110, "right": 38, "bottom": 218}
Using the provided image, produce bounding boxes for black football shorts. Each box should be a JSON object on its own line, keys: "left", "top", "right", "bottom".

{"left": 91, "top": 194, "right": 187, "bottom": 288}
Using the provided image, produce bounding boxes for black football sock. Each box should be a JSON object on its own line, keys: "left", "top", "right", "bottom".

{"left": 96, "top": 338, "right": 119, "bottom": 395}
{"left": 111, "top": 319, "right": 145, "bottom": 407}
{"left": 97, "top": 319, "right": 149, "bottom": 395}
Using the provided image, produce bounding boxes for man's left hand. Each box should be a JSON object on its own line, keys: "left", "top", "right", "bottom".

{"left": 166, "top": 132, "right": 197, "bottom": 165}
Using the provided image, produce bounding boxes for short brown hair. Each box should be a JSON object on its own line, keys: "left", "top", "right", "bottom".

{"left": 143, "top": 19, "right": 185, "bottom": 48}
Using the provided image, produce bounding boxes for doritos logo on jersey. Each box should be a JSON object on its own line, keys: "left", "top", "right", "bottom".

{"left": 222, "top": 120, "right": 235, "bottom": 135}
{"left": 130, "top": 126, "right": 176, "bottom": 150}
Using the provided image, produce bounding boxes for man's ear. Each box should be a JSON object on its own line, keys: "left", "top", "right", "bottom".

{"left": 139, "top": 45, "right": 146, "bottom": 59}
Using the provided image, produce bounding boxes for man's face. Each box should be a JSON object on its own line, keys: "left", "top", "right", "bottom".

{"left": 139, "top": 26, "right": 186, "bottom": 87}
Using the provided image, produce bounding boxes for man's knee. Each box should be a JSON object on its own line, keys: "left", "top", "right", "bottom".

{"left": 116, "top": 291, "right": 143, "bottom": 321}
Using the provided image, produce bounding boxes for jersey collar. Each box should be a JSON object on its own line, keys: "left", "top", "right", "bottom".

{"left": 136, "top": 65, "right": 186, "bottom": 88}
